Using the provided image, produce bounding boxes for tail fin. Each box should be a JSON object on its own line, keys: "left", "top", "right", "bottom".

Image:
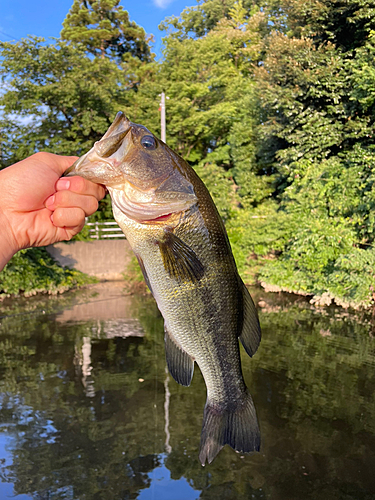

{"left": 199, "top": 390, "right": 260, "bottom": 466}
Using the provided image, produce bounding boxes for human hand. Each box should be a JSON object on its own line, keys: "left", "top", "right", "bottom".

{"left": 0, "top": 152, "right": 106, "bottom": 268}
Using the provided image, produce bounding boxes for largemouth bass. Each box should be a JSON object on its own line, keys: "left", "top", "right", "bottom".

{"left": 65, "top": 112, "right": 261, "bottom": 465}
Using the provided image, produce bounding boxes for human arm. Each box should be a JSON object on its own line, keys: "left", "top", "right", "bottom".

{"left": 0, "top": 152, "right": 106, "bottom": 271}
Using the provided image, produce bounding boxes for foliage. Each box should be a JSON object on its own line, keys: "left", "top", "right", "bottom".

{"left": 252, "top": 0, "right": 375, "bottom": 307}
{"left": 132, "top": 2, "right": 265, "bottom": 220}
{"left": 0, "top": 0, "right": 152, "bottom": 167}
{"left": 2, "top": 0, "right": 375, "bottom": 308}
{"left": 159, "top": 0, "right": 264, "bottom": 39}
{"left": 0, "top": 247, "right": 95, "bottom": 298}
{"left": 227, "top": 201, "right": 292, "bottom": 279}
{"left": 61, "top": 0, "right": 151, "bottom": 62}
{"left": 0, "top": 37, "right": 134, "bottom": 165}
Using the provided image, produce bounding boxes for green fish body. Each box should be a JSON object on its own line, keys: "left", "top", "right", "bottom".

{"left": 66, "top": 112, "right": 261, "bottom": 464}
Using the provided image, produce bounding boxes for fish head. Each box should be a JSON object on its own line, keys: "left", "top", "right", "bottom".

{"left": 65, "top": 112, "right": 197, "bottom": 222}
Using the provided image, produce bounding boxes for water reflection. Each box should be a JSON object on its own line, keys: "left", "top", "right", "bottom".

{"left": 0, "top": 283, "right": 375, "bottom": 498}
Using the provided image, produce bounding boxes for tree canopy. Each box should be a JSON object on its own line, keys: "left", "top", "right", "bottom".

{"left": 0, "top": 0, "right": 152, "bottom": 164}
{"left": 61, "top": 0, "right": 151, "bottom": 61}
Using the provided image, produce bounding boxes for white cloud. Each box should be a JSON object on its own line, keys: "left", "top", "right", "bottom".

{"left": 152, "top": 0, "right": 175, "bottom": 9}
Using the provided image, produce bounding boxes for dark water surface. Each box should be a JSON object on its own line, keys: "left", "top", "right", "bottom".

{"left": 0, "top": 282, "right": 375, "bottom": 500}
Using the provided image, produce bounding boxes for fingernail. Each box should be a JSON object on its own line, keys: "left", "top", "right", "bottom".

{"left": 45, "top": 195, "right": 55, "bottom": 207}
{"left": 56, "top": 179, "right": 70, "bottom": 190}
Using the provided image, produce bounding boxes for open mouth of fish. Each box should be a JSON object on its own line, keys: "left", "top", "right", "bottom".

{"left": 64, "top": 112, "right": 197, "bottom": 222}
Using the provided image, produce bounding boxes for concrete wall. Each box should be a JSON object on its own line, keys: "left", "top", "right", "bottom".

{"left": 46, "top": 240, "right": 133, "bottom": 280}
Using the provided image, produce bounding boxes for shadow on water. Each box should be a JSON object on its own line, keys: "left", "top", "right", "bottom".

{"left": 0, "top": 283, "right": 375, "bottom": 499}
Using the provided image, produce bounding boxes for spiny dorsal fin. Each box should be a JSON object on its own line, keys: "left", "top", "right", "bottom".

{"left": 239, "top": 280, "right": 261, "bottom": 357}
{"left": 164, "top": 324, "right": 194, "bottom": 387}
{"left": 158, "top": 230, "right": 204, "bottom": 283}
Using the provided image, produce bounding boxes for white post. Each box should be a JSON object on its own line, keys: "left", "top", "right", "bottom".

{"left": 160, "top": 91, "right": 166, "bottom": 143}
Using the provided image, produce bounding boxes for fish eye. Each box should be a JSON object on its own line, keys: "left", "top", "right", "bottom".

{"left": 140, "top": 135, "right": 157, "bottom": 150}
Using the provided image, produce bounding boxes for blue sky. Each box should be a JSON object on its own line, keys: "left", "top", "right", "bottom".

{"left": 0, "top": 0, "right": 195, "bottom": 58}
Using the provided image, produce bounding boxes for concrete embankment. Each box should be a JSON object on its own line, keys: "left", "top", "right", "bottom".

{"left": 46, "top": 240, "right": 133, "bottom": 280}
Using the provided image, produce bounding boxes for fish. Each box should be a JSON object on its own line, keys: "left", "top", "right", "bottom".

{"left": 65, "top": 112, "right": 261, "bottom": 465}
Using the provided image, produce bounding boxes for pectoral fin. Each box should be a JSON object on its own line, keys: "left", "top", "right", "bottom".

{"left": 239, "top": 280, "right": 261, "bottom": 357}
{"left": 158, "top": 230, "right": 204, "bottom": 283}
{"left": 164, "top": 324, "right": 194, "bottom": 387}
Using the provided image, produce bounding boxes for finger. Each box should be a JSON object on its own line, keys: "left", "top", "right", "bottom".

{"left": 55, "top": 176, "right": 106, "bottom": 200}
{"left": 46, "top": 190, "right": 99, "bottom": 216}
{"left": 51, "top": 206, "right": 86, "bottom": 229}
{"left": 28, "top": 152, "right": 79, "bottom": 177}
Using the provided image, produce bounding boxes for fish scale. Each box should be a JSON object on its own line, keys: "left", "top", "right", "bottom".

{"left": 65, "top": 111, "right": 262, "bottom": 465}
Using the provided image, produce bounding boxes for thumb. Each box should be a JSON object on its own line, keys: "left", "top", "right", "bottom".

{"left": 31, "top": 152, "right": 79, "bottom": 177}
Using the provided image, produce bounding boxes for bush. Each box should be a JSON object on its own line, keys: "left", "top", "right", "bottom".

{"left": 0, "top": 247, "right": 96, "bottom": 299}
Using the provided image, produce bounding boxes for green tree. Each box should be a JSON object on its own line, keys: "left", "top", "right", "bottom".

{"left": 61, "top": 0, "right": 151, "bottom": 62}
{"left": 0, "top": 38, "right": 127, "bottom": 164}
{"left": 252, "top": 0, "right": 375, "bottom": 307}
{"left": 132, "top": 3, "right": 265, "bottom": 222}
{"left": 0, "top": 1, "right": 152, "bottom": 167}
{"left": 159, "top": 0, "right": 265, "bottom": 39}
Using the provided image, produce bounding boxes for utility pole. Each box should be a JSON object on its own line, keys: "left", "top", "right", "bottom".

{"left": 160, "top": 91, "right": 166, "bottom": 142}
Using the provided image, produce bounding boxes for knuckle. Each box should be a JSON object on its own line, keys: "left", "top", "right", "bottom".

{"left": 96, "top": 184, "right": 106, "bottom": 199}
{"left": 32, "top": 151, "right": 54, "bottom": 163}
{"left": 100, "top": 186, "right": 107, "bottom": 199}
{"left": 54, "top": 207, "right": 85, "bottom": 227}
{"left": 74, "top": 207, "right": 86, "bottom": 223}
{"left": 77, "top": 220, "right": 85, "bottom": 233}
{"left": 88, "top": 197, "right": 99, "bottom": 214}
{"left": 52, "top": 208, "right": 63, "bottom": 225}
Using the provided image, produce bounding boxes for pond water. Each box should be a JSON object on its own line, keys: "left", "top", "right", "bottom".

{"left": 0, "top": 282, "right": 375, "bottom": 500}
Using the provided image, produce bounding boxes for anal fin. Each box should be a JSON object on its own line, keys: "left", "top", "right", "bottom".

{"left": 239, "top": 280, "right": 261, "bottom": 357}
{"left": 164, "top": 324, "right": 194, "bottom": 387}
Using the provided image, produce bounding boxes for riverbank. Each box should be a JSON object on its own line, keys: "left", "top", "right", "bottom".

{"left": 0, "top": 247, "right": 96, "bottom": 300}
{"left": 0, "top": 240, "right": 134, "bottom": 300}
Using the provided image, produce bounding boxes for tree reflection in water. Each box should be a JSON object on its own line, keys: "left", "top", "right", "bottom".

{"left": 0, "top": 283, "right": 375, "bottom": 499}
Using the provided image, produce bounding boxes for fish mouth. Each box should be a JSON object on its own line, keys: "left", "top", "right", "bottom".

{"left": 64, "top": 112, "right": 132, "bottom": 179}
{"left": 63, "top": 164, "right": 77, "bottom": 177}
{"left": 139, "top": 213, "right": 177, "bottom": 225}
{"left": 146, "top": 213, "right": 173, "bottom": 222}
